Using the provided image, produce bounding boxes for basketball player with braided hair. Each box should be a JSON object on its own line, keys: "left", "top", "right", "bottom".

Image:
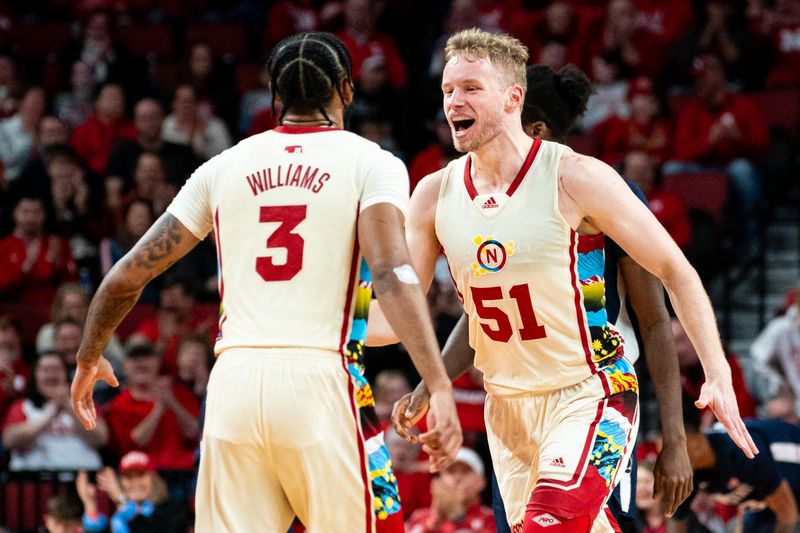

{"left": 70, "top": 32, "right": 461, "bottom": 532}
{"left": 368, "top": 28, "right": 757, "bottom": 532}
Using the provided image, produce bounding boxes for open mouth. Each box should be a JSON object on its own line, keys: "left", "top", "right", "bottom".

{"left": 452, "top": 119, "right": 475, "bottom": 136}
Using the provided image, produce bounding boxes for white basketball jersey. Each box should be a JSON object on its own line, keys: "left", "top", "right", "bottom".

{"left": 435, "top": 139, "right": 626, "bottom": 395}
{"left": 167, "top": 126, "right": 409, "bottom": 355}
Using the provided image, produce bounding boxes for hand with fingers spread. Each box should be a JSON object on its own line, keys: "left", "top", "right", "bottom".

{"left": 391, "top": 383, "right": 431, "bottom": 443}
{"left": 418, "top": 388, "right": 461, "bottom": 473}
{"left": 71, "top": 356, "right": 119, "bottom": 430}
{"left": 695, "top": 379, "right": 759, "bottom": 458}
{"left": 653, "top": 440, "right": 693, "bottom": 517}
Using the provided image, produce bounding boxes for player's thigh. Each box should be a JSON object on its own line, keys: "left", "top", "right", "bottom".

{"left": 528, "top": 384, "right": 638, "bottom": 530}
{"left": 269, "top": 357, "right": 375, "bottom": 533}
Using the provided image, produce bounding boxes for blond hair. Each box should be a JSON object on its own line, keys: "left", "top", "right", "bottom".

{"left": 444, "top": 28, "right": 528, "bottom": 90}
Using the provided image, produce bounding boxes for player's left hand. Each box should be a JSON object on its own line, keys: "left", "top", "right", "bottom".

{"left": 695, "top": 378, "right": 759, "bottom": 458}
{"left": 71, "top": 357, "right": 119, "bottom": 430}
{"left": 654, "top": 439, "right": 693, "bottom": 516}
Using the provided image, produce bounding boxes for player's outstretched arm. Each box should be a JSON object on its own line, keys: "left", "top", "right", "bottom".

{"left": 559, "top": 153, "right": 758, "bottom": 459}
{"left": 393, "top": 314, "right": 476, "bottom": 440}
{"left": 766, "top": 480, "right": 799, "bottom": 532}
{"left": 619, "top": 257, "right": 692, "bottom": 515}
{"left": 358, "top": 199, "right": 462, "bottom": 469}
{"left": 71, "top": 213, "right": 200, "bottom": 430}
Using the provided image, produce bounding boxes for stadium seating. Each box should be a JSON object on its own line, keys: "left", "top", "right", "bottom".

{"left": 662, "top": 171, "right": 728, "bottom": 229}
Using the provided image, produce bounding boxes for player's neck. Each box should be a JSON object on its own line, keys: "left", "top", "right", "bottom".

{"left": 281, "top": 110, "right": 343, "bottom": 129}
{"left": 686, "top": 432, "right": 716, "bottom": 470}
{"left": 469, "top": 127, "right": 534, "bottom": 192}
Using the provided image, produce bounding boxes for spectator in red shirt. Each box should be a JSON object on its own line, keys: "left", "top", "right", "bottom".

{"left": 0, "top": 195, "right": 77, "bottom": 304}
{"left": 106, "top": 342, "right": 200, "bottom": 471}
{"left": 452, "top": 366, "right": 486, "bottom": 442}
{"left": 406, "top": 447, "right": 495, "bottom": 533}
{"left": 623, "top": 150, "right": 692, "bottom": 249}
{"left": 513, "top": 2, "right": 590, "bottom": 69}
{"left": 753, "top": 0, "right": 800, "bottom": 88}
{"left": 0, "top": 314, "right": 30, "bottom": 421}
{"left": 337, "top": 0, "right": 407, "bottom": 89}
{"left": 71, "top": 83, "right": 137, "bottom": 175}
{"left": 598, "top": 77, "right": 672, "bottom": 166}
{"left": 175, "top": 333, "right": 214, "bottom": 399}
{"left": 408, "top": 111, "right": 460, "bottom": 193}
{"left": 120, "top": 152, "right": 177, "bottom": 218}
{"left": 596, "top": 0, "right": 666, "bottom": 79}
{"left": 664, "top": 53, "right": 769, "bottom": 246}
{"left": 671, "top": 317, "right": 756, "bottom": 427}
{"left": 128, "top": 277, "right": 214, "bottom": 376}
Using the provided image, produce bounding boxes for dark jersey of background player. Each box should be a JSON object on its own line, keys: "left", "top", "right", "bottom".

{"left": 674, "top": 418, "right": 800, "bottom": 532}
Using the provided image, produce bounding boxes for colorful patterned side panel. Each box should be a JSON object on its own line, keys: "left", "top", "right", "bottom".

{"left": 577, "top": 234, "right": 637, "bottom": 395}
{"left": 588, "top": 389, "right": 638, "bottom": 488}
{"left": 343, "top": 259, "right": 403, "bottom": 530}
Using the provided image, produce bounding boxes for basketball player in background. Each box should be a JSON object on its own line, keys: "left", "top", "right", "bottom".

{"left": 70, "top": 32, "right": 461, "bottom": 532}
{"left": 370, "top": 28, "right": 757, "bottom": 532}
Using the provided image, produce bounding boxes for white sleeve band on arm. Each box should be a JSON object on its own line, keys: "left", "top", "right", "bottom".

{"left": 393, "top": 264, "right": 420, "bottom": 285}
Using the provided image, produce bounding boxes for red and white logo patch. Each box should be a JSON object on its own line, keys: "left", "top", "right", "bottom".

{"left": 481, "top": 196, "right": 499, "bottom": 209}
{"left": 284, "top": 145, "right": 303, "bottom": 153}
{"left": 532, "top": 513, "right": 561, "bottom": 527}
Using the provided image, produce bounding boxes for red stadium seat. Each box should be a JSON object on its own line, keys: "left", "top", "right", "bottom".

{"left": 12, "top": 22, "right": 72, "bottom": 58}
{"left": 2, "top": 302, "right": 52, "bottom": 344}
{"left": 117, "top": 24, "right": 174, "bottom": 58}
{"left": 567, "top": 133, "right": 599, "bottom": 158}
{"left": 752, "top": 89, "right": 800, "bottom": 132}
{"left": 662, "top": 172, "right": 728, "bottom": 228}
{"left": 187, "top": 25, "right": 247, "bottom": 59}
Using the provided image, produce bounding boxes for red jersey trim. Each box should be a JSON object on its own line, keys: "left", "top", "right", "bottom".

{"left": 462, "top": 138, "right": 542, "bottom": 201}
{"left": 273, "top": 125, "right": 341, "bottom": 134}
{"left": 213, "top": 209, "right": 227, "bottom": 335}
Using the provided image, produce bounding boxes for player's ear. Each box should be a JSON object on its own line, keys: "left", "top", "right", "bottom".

{"left": 506, "top": 84, "right": 524, "bottom": 112}
{"left": 525, "top": 121, "right": 547, "bottom": 140}
{"left": 341, "top": 77, "right": 355, "bottom": 106}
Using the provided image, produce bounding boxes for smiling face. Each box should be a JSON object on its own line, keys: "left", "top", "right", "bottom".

{"left": 442, "top": 55, "right": 510, "bottom": 153}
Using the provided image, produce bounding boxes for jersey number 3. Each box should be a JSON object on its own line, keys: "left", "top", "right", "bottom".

{"left": 471, "top": 284, "right": 547, "bottom": 342}
{"left": 256, "top": 205, "right": 306, "bottom": 282}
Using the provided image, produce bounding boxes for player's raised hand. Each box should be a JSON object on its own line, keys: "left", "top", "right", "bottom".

{"left": 71, "top": 356, "right": 119, "bottom": 430}
{"left": 653, "top": 440, "right": 693, "bottom": 517}
{"left": 695, "top": 379, "right": 759, "bottom": 458}
{"left": 419, "top": 389, "right": 462, "bottom": 473}
{"left": 391, "top": 384, "right": 431, "bottom": 442}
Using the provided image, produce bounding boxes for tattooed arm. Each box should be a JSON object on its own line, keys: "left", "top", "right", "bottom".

{"left": 71, "top": 213, "right": 200, "bottom": 429}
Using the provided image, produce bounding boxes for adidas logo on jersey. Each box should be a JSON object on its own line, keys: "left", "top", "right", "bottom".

{"left": 531, "top": 513, "right": 562, "bottom": 527}
{"left": 481, "top": 196, "right": 499, "bottom": 209}
{"left": 549, "top": 457, "right": 565, "bottom": 468}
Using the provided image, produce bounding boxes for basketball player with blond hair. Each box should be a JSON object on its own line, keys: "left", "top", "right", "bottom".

{"left": 370, "top": 28, "right": 758, "bottom": 532}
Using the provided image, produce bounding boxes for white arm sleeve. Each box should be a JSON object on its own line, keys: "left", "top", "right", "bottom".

{"left": 166, "top": 153, "right": 220, "bottom": 240}
{"left": 356, "top": 147, "right": 410, "bottom": 216}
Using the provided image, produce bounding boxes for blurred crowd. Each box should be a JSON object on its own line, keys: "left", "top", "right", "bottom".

{"left": 0, "top": 0, "right": 799, "bottom": 532}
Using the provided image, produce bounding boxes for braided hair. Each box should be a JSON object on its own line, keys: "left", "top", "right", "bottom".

{"left": 522, "top": 64, "right": 593, "bottom": 143}
{"left": 267, "top": 32, "right": 353, "bottom": 125}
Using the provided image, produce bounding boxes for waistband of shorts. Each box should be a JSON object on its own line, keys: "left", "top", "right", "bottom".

{"left": 217, "top": 346, "right": 346, "bottom": 364}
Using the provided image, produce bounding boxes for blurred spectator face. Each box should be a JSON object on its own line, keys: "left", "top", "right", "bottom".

{"left": 591, "top": 54, "right": 619, "bottom": 85}
{"left": 96, "top": 84, "right": 125, "bottom": 122}
{"left": 190, "top": 43, "right": 214, "bottom": 79}
{"left": 12, "top": 197, "right": 46, "bottom": 238}
{"left": 671, "top": 318, "right": 699, "bottom": 369}
{"left": 133, "top": 153, "right": 165, "bottom": 196}
{"left": 635, "top": 464, "right": 657, "bottom": 511}
{"left": 607, "top": 0, "right": 636, "bottom": 37}
{"left": 360, "top": 56, "right": 388, "bottom": 93}
{"left": 176, "top": 338, "right": 210, "bottom": 383}
{"left": 47, "top": 154, "right": 81, "bottom": 187}
{"left": 54, "top": 322, "right": 82, "bottom": 365}
{"left": 374, "top": 370, "right": 411, "bottom": 422}
{"left": 35, "top": 353, "right": 68, "bottom": 400}
{"left": 134, "top": 99, "right": 164, "bottom": 140}
{"left": 39, "top": 117, "right": 70, "bottom": 147}
{"left": 446, "top": 0, "right": 480, "bottom": 33}
{"left": 539, "top": 41, "right": 568, "bottom": 71}
{"left": 0, "top": 323, "right": 22, "bottom": 361}
{"left": 693, "top": 55, "right": 726, "bottom": 102}
{"left": 125, "top": 200, "right": 154, "bottom": 239}
{"left": 0, "top": 55, "right": 15, "bottom": 86}
{"left": 20, "top": 87, "right": 45, "bottom": 123}
{"left": 439, "top": 452, "right": 485, "bottom": 503}
{"left": 121, "top": 471, "right": 153, "bottom": 503}
{"left": 124, "top": 353, "right": 161, "bottom": 389}
{"left": 628, "top": 78, "right": 659, "bottom": 122}
{"left": 345, "top": 0, "right": 376, "bottom": 34}
{"left": 160, "top": 283, "right": 194, "bottom": 318}
{"left": 623, "top": 150, "right": 656, "bottom": 194}
{"left": 57, "top": 289, "right": 89, "bottom": 323}
{"left": 546, "top": 1, "right": 573, "bottom": 35}
{"left": 43, "top": 516, "right": 81, "bottom": 533}
{"left": 173, "top": 85, "right": 197, "bottom": 120}
{"left": 85, "top": 12, "right": 110, "bottom": 44}
{"left": 385, "top": 429, "right": 421, "bottom": 472}
{"left": 70, "top": 61, "right": 93, "bottom": 92}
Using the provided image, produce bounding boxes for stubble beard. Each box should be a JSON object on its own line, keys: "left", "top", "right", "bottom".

{"left": 451, "top": 111, "right": 504, "bottom": 153}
